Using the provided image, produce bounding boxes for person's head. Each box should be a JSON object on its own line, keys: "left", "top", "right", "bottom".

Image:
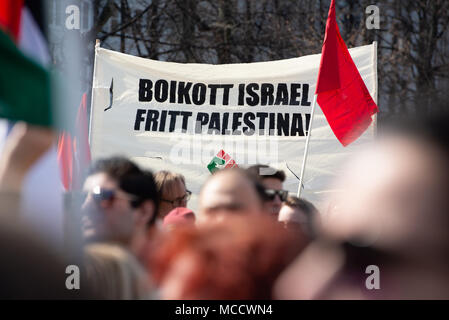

{"left": 154, "top": 171, "right": 190, "bottom": 219}
{"left": 247, "top": 164, "right": 287, "bottom": 218}
{"left": 279, "top": 196, "right": 318, "bottom": 239}
{"left": 322, "top": 116, "right": 449, "bottom": 256}
{"left": 84, "top": 243, "right": 153, "bottom": 299}
{"left": 321, "top": 115, "right": 449, "bottom": 299}
{"left": 0, "top": 217, "right": 90, "bottom": 299}
{"left": 82, "top": 157, "right": 159, "bottom": 245}
{"left": 276, "top": 114, "right": 449, "bottom": 299}
{"left": 149, "top": 215, "right": 303, "bottom": 299}
{"left": 197, "top": 168, "right": 267, "bottom": 224}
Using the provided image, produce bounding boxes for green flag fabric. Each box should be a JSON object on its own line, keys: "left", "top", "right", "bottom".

{"left": 0, "top": 29, "right": 52, "bottom": 127}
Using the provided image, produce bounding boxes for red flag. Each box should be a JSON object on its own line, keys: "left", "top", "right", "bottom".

{"left": 57, "top": 93, "right": 91, "bottom": 191}
{"left": 72, "top": 93, "right": 91, "bottom": 190}
{"left": 0, "top": 0, "right": 23, "bottom": 42}
{"left": 57, "top": 132, "right": 74, "bottom": 191}
{"left": 316, "top": 0, "right": 378, "bottom": 146}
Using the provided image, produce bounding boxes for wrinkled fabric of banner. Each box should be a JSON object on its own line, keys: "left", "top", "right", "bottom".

{"left": 90, "top": 44, "right": 377, "bottom": 212}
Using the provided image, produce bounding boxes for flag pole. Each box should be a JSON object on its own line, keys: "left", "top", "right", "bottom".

{"left": 88, "top": 39, "right": 100, "bottom": 148}
{"left": 297, "top": 94, "right": 318, "bottom": 198}
{"left": 372, "top": 41, "right": 378, "bottom": 137}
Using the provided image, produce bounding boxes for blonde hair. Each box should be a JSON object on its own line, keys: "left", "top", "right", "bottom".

{"left": 154, "top": 171, "right": 186, "bottom": 200}
{"left": 84, "top": 243, "right": 153, "bottom": 300}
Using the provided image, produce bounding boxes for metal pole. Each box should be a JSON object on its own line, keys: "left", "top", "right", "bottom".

{"left": 297, "top": 94, "right": 318, "bottom": 198}
{"left": 88, "top": 39, "right": 100, "bottom": 147}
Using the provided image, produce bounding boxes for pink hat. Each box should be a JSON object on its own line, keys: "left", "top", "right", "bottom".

{"left": 163, "top": 207, "right": 195, "bottom": 228}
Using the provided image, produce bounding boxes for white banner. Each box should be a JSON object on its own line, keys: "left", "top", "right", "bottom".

{"left": 90, "top": 43, "right": 377, "bottom": 212}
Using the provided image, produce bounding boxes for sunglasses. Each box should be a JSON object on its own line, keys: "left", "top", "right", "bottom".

{"left": 88, "top": 186, "right": 139, "bottom": 204}
{"left": 265, "top": 189, "right": 288, "bottom": 202}
{"left": 161, "top": 190, "right": 192, "bottom": 207}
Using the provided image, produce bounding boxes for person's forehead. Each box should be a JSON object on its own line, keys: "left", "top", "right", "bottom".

{"left": 262, "top": 177, "right": 283, "bottom": 190}
{"left": 339, "top": 137, "right": 438, "bottom": 193}
{"left": 201, "top": 193, "right": 243, "bottom": 211}
{"left": 163, "top": 179, "right": 186, "bottom": 198}
{"left": 323, "top": 136, "right": 444, "bottom": 243}
{"left": 207, "top": 172, "right": 255, "bottom": 194}
{"left": 83, "top": 172, "right": 117, "bottom": 191}
{"left": 199, "top": 174, "right": 258, "bottom": 209}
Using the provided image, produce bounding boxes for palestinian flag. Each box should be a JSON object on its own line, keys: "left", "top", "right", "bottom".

{"left": 0, "top": 1, "right": 66, "bottom": 246}
{"left": 0, "top": 0, "right": 52, "bottom": 127}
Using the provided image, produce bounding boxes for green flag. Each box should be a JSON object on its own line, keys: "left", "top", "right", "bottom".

{"left": 0, "top": 30, "right": 52, "bottom": 127}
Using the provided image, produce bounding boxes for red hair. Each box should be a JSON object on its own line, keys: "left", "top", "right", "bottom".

{"left": 149, "top": 215, "right": 305, "bottom": 299}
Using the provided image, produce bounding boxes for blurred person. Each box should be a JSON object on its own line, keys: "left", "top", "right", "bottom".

{"left": 0, "top": 122, "right": 54, "bottom": 195}
{"left": 275, "top": 114, "right": 449, "bottom": 299}
{"left": 154, "top": 171, "right": 191, "bottom": 220}
{"left": 279, "top": 196, "right": 319, "bottom": 240}
{"left": 0, "top": 217, "right": 91, "bottom": 299}
{"left": 247, "top": 164, "right": 288, "bottom": 218}
{"left": 163, "top": 207, "right": 196, "bottom": 230}
{"left": 0, "top": 123, "right": 54, "bottom": 230}
{"left": 149, "top": 215, "right": 304, "bottom": 299}
{"left": 81, "top": 157, "right": 159, "bottom": 257}
{"left": 0, "top": 123, "right": 89, "bottom": 299}
{"left": 197, "top": 168, "right": 268, "bottom": 224}
{"left": 84, "top": 243, "right": 154, "bottom": 300}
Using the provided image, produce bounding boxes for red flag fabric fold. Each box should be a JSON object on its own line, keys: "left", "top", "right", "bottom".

{"left": 315, "top": 0, "right": 378, "bottom": 146}
{"left": 57, "top": 132, "right": 74, "bottom": 191}
{"left": 57, "top": 93, "right": 91, "bottom": 191}
{"left": 72, "top": 93, "right": 92, "bottom": 190}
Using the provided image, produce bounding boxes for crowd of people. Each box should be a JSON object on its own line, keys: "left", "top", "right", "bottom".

{"left": 1, "top": 113, "right": 449, "bottom": 299}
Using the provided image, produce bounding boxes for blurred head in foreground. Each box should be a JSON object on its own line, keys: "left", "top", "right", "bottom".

{"left": 0, "top": 218, "right": 88, "bottom": 299}
{"left": 279, "top": 196, "right": 318, "bottom": 240}
{"left": 197, "top": 168, "right": 267, "bottom": 224}
{"left": 275, "top": 114, "right": 449, "bottom": 299}
{"left": 154, "top": 171, "right": 190, "bottom": 220}
{"left": 81, "top": 157, "right": 159, "bottom": 246}
{"left": 84, "top": 243, "right": 153, "bottom": 300}
{"left": 247, "top": 164, "right": 287, "bottom": 218}
{"left": 149, "top": 215, "right": 304, "bottom": 299}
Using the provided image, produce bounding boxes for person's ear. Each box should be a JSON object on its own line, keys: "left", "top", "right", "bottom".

{"left": 136, "top": 200, "right": 155, "bottom": 225}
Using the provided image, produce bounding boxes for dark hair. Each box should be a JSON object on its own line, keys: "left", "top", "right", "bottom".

{"left": 284, "top": 196, "right": 318, "bottom": 217}
{"left": 89, "top": 157, "right": 159, "bottom": 226}
{"left": 246, "top": 164, "right": 286, "bottom": 183}
{"left": 283, "top": 195, "right": 318, "bottom": 238}
{"left": 382, "top": 113, "right": 449, "bottom": 158}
